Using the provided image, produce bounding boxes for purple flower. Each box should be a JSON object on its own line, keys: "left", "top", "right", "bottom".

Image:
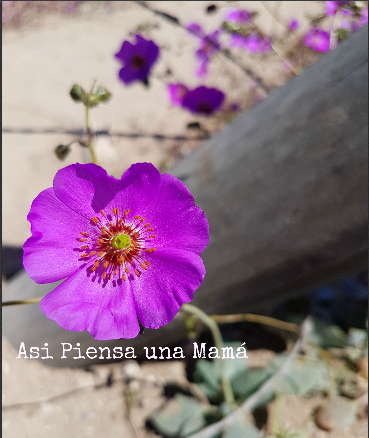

{"left": 182, "top": 86, "right": 225, "bottom": 115}
{"left": 325, "top": 1, "right": 346, "bottom": 16}
{"left": 288, "top": 18, "right": 299, "bottom": 32}
{"left": 303, "top": 28, "right": 330, "bottom": 52}
{"left": 244, "top": 35, "right": 272, "bottom": 54}
{"left": 224, "top": 8, "right": 252, "bottom": 24}
{"left": 230, "top": 103, "right": 240, "bottom": 112}
{"left": 229, "top": 33, "right": 248, "bottom": 48}
{"left": 115, "top": 35, "right": 159, "bottom": 85}
{"left": 23, "top": 163, "right": 208, "bottom": 340}
{"left": 360, "top": 7, "right": 368, "bottom": 25}
{"left": 167, "top": 83, "right": 189, "bottom": 106}
{"left": 186, "top": 23, "right": 221, "bottom": 78}
{"left": 195, "top": 55, "right": 209, "bottom": 78}
{"left": 186, "top": 22, "right": 205, "bottom": 37}
{"left": 229, "top": 33, "right": 272, "bottom": 53}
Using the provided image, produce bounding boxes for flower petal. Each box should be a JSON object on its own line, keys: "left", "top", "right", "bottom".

{"left": 105, "top": 164, "right": 209, "bottom": 255}
{"left": 53, "top": 163, "right": 123, "bottom": 219}
{"left": 23, "top": 188, "right": 89, "bottom": 284}
{"left": 105, "top": 162, "right": 161, "bottom": 216}
{"left": 40, "top": 267, "right": 140, "bottom": 340}
{"left": 131, "top": 248, "right": 206, "bottom": 329}
{"left": 142, "top": 173, "right": 209, "bottom": 255}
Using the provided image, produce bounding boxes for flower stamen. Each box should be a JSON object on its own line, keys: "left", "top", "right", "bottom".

{"left": 78, "top": 208, "right": 156, "bottom": 283}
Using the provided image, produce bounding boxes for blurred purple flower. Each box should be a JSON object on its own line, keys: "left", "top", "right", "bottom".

{"left": 186, "top": 22, "right": 205, "bottom": 37}
{"left": 244, "top": 35, "right": 272, "bottom": 54}
{"left": 115, "top": 35, "right": 159, "bottom": 85}
{"left": 229, "top": 33, "right": 248, "bottom": 48}
{"left": 224, "top": 8, "right": 252, "bottom": 24}
{"left": 360, "top": 7, "right": 368, "bottom": 25}
{"left": 229, "top": 33, "right": 272, "bottom": 53}
{"left": 325, "top": 1, "right": 346, "bottom": 16}
{"left": 288, "top": 18, "right": 299, "bottom": 31}
{"left": 187, "top": 23, "right": 221, "bottom": 78}
{"left": 230, "top": 103, "right": 240, "bottom": 112}
{"left": 65, "top": 2, "right": 76, "bottom": 14}
{"left": 167, "top": 83, "right": 189, "bottom": 106}
{"left": 195, "top": 56, "right": 209, "bottom": 78}
{"left": 303, "top": 28, "right": 330, "bottom": 52}
{"left": 182, "top": 86, "right": 225, "bottom": 115}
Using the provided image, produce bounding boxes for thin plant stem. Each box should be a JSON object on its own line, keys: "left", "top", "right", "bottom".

{"left": 270, "top": 43, "right": 298, "bottom": 75}
{"left": 85, "top": 104, "right": 97, "bottom": 165}
{"left": 181, "top": 303, "right": 236, "bottom": 409}
{"left": 2, "top": 297, "right": 43, "bottom": 306}
{"left": 329, "top": 9, "right": 340, "bottom": 50}
{"left": 210, "top": 313, "right": 300, "bottom": 333}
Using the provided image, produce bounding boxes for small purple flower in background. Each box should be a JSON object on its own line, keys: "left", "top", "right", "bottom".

{"left": 186, "top": 22, "right": 221, "bottom": 78}
{"left": 115, "top": 35, "right": 159, "bottom": 85}
{"left": 325, "top": 1, "right": 346, "bottom": 16}
{"left": 167, "top": 83, "right": 189, "bottom": 106}
{"left": 182, "top": 86, "right": 225, "bottom": 115}
{"left": 23, "top": 163, "right": 209, "bottom": 340}
{"left": 360, "top": 7, "right": 368, "bottom": 25}
{"left": 229, "top": 33, "right": 272, "bottom": 53}
{"left": 244, "top": 35, "right": 272, "bottom": 54}
{"left": 229, "top": 33, "right": 248, "bottom": 48}
{"left": 186, "top": 22, "right": 204, "bottom": 37}
{"left": 230, "top": 103, "right": 240, "bottom": 112}
{"left": 288, "top": 18, "right": 299, "bottom": 32}
{"left": 224, "top": 8, "right": 252, "bottom": 24}
{"left": 303, "top": 28, "right": 330, "bottom": 52}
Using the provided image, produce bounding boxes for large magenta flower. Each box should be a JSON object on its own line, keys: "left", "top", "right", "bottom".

{"left": 115, "top": 35, "right": 159, "bottom": 85}
{"left": 23, "top": 163, "right": 208, "bottom": 340}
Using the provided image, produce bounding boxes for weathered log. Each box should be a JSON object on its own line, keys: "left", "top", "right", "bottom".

{"left": 3, "top": 26, "right": 367, "bottom": 367}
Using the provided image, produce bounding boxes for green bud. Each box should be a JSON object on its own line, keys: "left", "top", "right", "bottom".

{"left": 95, "top": 86, "right": 112, "bottom": 102}
{"left": 55, "top": 144, "right": 70, "bottom": 160}
{"left": 88, "top": 86, "right": 112, "bottom": 107}
{"left": 70, "top": 84, "right": 87, "bottom": 103}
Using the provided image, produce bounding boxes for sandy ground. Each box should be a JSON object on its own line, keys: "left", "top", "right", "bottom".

{"left": 4, "top": 2, "right": 366, "bottom": 438}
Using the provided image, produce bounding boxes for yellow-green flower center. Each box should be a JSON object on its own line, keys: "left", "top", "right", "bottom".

{"left": 111, "top": 233, "right": 131, "bottom": 250}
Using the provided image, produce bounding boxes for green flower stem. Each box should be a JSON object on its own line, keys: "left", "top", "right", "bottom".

{"left": 181, "top": 303, "right": 236, "bottom": 409}
{"left": 2, "top": 297, "right": 43, "bottom": 306}
{"left": 85, "top": 103, "right": 97, "bottom": 165}
{"left": 210, "top": 313, "right": 300, "bottom": 333}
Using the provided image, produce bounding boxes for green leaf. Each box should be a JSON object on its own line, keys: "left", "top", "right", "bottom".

{"left": 309, "top": 318, "right": 347, "bottom": 349}
{"left": 268, "top": 354, "right": 329, "bottom": 395}
{"left": 221, "top": 412, "right": 261, "bottom": 438}
{"left": 150, "top": 394, "right": 213, "bottom": 437}
{"left": 89, "top": 86, "right": 112, "bottom": 106}
{"left": 346, "top": 328, "right": 368, "bottom": 350}
{"left": 70, "top": 84, "right": 87, "bottom": 103}
{"left": 193, "top": 343, "right": 248, "bottom": 402}
{"left": 231, "top": 368, "right": 271, "bottom": 402}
